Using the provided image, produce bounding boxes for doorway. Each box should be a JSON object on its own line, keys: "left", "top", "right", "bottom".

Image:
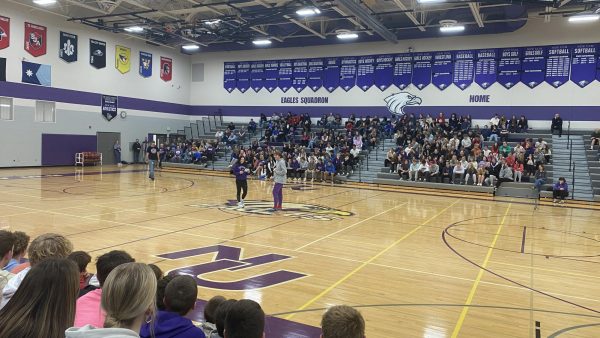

{"left": 97, "top": 132, "right": 121, "bottom": 164}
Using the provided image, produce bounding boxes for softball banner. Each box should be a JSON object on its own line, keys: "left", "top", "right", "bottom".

{"left": 115, "top": 45, "right": 131, "bottom": 74}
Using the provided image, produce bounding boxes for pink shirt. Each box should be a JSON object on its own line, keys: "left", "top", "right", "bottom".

{"left": 74, "top": 289, "right": 105, "bottom": 328}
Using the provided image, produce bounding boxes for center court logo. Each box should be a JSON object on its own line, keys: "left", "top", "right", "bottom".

{"left": 187, "top": 200, "right": 353, "bottom": 221}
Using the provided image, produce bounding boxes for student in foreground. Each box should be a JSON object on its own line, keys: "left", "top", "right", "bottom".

{"left": 0, "top": 258, "right": 79, "bottom": 338}
{"left": 321, "top": 305, "right": 366, "bottom": 338}
{"left": 65, "top": 262, "right": 157, "bottom": 338}
{"left": 140, "top": 275, "right": 206, "bottom": 338}
{"left": 224, "top": 299, "right": 265, "bottom": 338}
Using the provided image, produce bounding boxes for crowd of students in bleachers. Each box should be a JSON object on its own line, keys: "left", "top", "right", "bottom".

{"left": 0, "top": 231, "right": 367, "bottom": 338}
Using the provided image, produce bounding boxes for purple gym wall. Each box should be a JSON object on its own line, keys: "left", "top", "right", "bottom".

{"left": 41, "top": 134, "right": 97, "bottom": 166}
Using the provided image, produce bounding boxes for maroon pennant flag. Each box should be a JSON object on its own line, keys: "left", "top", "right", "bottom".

{"left": 160, "top": 57, "right": 172, "bottom": 82}
{"left": 0, "top": 16, "right": 9, "bottom": 50}
{"left": 24, "top": 22, "right": 47, "bottom": 57}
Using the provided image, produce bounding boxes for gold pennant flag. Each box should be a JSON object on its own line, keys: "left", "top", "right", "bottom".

{"left": 115, "top": 45, "right": 131, "bottom": 74}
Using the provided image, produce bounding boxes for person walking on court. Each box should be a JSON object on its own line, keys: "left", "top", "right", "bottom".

{"left": 233, "top": 157, "right": 250, "bottom": 208}
{"left": 113, "top": 140, "right": 121, "bottom": 164}
{"left": 272, "top": 151, "right": 287, "bottom": 211}
{"left": 551, "top": 113, "right": 563, "bottom": 137}
{"left": 146, "top": 141, "right": 159, "bottom": 181}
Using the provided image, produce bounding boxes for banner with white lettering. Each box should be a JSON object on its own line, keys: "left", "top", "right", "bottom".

{"left": 323, "top": 57, "right": 340, "bottom": 93}
{"left": 340, "top": 57, "right": 357, "bottom": 92}
{"left": 235, "top": 62, "right": 251, "bottom": 93}
{"left": 264, "top": 61, "right": 278, "bottom": 92}
{"left": 522, "top": 46, "right": 547, "bottom": 88}
{"left": 356, "top": 55, "right": 375, "bottom": 91}
{"left": 570, "top": 44, "right": 597, "bottom": 88}
{"left": 411, "top": 52, "right": 432, "bottom": 89}
{"left": 393, "top": 54, "right": 412, "bottom": 90}
{"left": 453, "top": 50, "right": 475, "bottom": 90}
{"left": 474, "top": 49, "right": 497, "bottom": 89}
{"left": 307, "top": 58, "right": 324, "bottom": 91}
{"left": 224, "top": 62, "right": 237, "bottom": 93}
{"left": 497, "top": 47, "right": 521, "bottom": 89}
{"left": 278, "top": 60, "right": 293, "bottom": 92}
{"left": 293, "top": 59, "right": 308, "bottom": 92}
{"left": 545, "top": 45, "right": 571, "bottom": 88}
{"left": 374, "top": 55, "right": 393, "bottom": 91}
{"left": 250, "top": 61, "right": 265, "bottom": 92}
{"left": 432, "top": 51, "right": 454, "bottom": 90}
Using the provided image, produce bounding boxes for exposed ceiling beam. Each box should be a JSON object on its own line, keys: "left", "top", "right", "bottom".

{"left": 469, "top": 2, "right": 484, "bottom": 28}
{"left": 284, "top": 15, "right": 327, "bottom": 39}
{"left": 106, "top": 0, "right": 125, "bottom": 14}
{"left": 391, "top": 0, "right": 425, "bottom": 32}
{"left": 336, "top": 0, "right": 398, "bottom": 43}
{"left": 544, "top": 5, "right": 553, "bottom": 22}
{"left": 331, "top": 6, "right": 373, "bottom": 36}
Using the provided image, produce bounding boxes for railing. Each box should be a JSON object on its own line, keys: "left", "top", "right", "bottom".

{"left": 572, "top": 160, "right": 575, "bottom": 199}
{"left": 567, "top": 120, "right": 571, "bottom": 145}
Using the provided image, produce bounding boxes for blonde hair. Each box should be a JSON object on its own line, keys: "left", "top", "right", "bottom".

{"left": 102, "top": 262, "right": 157, "bottom": 329}
{"left": 28, "top": 233, "right": 73, "bottom": 266}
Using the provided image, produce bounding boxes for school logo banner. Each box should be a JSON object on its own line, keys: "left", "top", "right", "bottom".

{"left": 160, "top": 56, "right": 172, "bottom": 82}
{"left": 115, "top": 45, "right": 131, "bottom": 74}
{"left": 139, "top": 51, "right": 152, "bottom": 78}
{"left": 24, "top": 22, "right": 46, "bottom": 57}
{"left": 89, "top": 39, "right": 106, "bottom": 69}
{"left": 101, "top": 95, "right": 118, "bottom": 121}
{"left": 59, "top": 31, "right": 77, "bottom": 63}
{"left": 0, "top": 16, "right": 10, "bottom": 50}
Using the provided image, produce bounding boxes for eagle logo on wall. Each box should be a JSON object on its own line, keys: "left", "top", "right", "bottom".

{"left": 384, "top": 92, "right": 422, "bottom": 116}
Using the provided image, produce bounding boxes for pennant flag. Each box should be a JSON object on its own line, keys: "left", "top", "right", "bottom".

{"left": 24, "top": 22, "right": 46, "bottom": 57}
{"left": 90, "top": 39, "right": 106, "bottom": 69}
{"left": 115, "top": 45, "right": 131, "bottom": 74}
{"left": 0, "top": 16, "right": 10, "bottom": 50}
{"left": 139, "top": 51, "right": 152, "bottom": 78}
{"left": 0, "top": 57, "right": 6, "bottom": 81}
{"left": 22, "top": 61, "right": 51, "bottom": 86}
{"left": 160, "top": 57, "right": 172, "bottom": 82}
{"left": 59, "top": 31, "right": 78, "bottom": 63}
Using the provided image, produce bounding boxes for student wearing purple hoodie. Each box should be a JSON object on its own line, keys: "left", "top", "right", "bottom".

{"left": 140, "top": 275, "right": 205, "bottom": 338}
{"left": 553, "top": 177, "right": 568, "bottom": 204}
{"left": 232, "top": 157, "right": 250, "bottom": 208}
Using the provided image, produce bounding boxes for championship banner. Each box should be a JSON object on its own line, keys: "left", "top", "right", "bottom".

{"left": 250, "top": 61, "right": 265, "bottom": 92}
{"left": 393, "top": 54, "right": 412, "bottom": 90}
{"left": 323, "top": 57, "right": 340, "bottom": 93}
{"left": 452, "top": 50, "right": 475, "bottom": 90}
{"left": 411, "top": 52, "right": 432, "bottom": 89}
{"left": 139, "top": 51, "right": 152, "bottom": 78}
{"left": 522, "top": 46, "right": 547, "bottom": 88}
{"left": 307, "top": 58, "right": 323, "bottom": 91}
{"left": 101, "top": 95, "right": 118, "bottom": 121}
{"left": 292, "top": 59, "right": 308, "bottom": 92}
{"left": 374, "top": 55, "right": 393, "bottom": 91}
{"left": 497, "top": 48, "right": 521, "bottom": 89}
{"left": 160, "top": 57, "right": 172, "bottom": 82}
{"left": 90, "top": 39, "right": 106, "bottom": 69}
{"left": 570, "top": 44, "right": 597, "bottom": 88}
{"left": 545, "top": 45, "right": 571, "bottom": 88}
{"left": 115, "top": 45, "right": 131, "bottom": 74}
{"left": 475, "top": 49, "right": 497, "bottom": 89}
{"left": 0, "top": 16, "right": 10, "bottom": 50}
{"left": 59, "top": 31, "right": 78, "bottom": 63}
{"left": 224, "top": 62, "right": 237, "bottom": 93}
{"left": 340, "top": 57, "right": 357, "bottom": 92}
{"left": 356, "top": 55, "right": 375, "bottom": 91}
{"left": 432, "top": 51, "right": 454, "bottom": 90}
{"left": 264, "top": 61, "right": 278, "bottom": 92}
{"left": 24, "top": 22, "right": 46, "bottom": 57}
{"left": 277, "top": 60, "right": 292, "bottom": 92}
{"left": 22, "top": 61, "right": 51, "bottom": 86}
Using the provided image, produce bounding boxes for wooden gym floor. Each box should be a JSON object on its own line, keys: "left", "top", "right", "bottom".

{"left": 1, "top": 165, "right": 600, "bottom": 338}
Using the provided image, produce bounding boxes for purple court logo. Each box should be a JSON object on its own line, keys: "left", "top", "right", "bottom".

{"left": 384, "top": 92, "right": 422, "bottom": 116}
{"left": 157, "top": 245, "right": 307, "bottom": 290}
{"left": 187, "top": 200, "right": 353, "bottom": 221}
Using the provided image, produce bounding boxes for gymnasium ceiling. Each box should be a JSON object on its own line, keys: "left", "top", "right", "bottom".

{"left": 9, "top": 0, "right": 600, "bottom": 53}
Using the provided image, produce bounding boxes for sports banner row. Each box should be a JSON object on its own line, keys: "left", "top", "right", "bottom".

{"left": 223, "top": 43, "right": 600, "bottom": 93}
{"left": 0, "top": 16, "right": 172, "bottom": 81}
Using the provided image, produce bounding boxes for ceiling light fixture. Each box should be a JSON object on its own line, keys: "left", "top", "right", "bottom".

{"left": 439, "top": 19, "right": 465, "bottom": 33}
{"left": 182, "top": 44, "right": 200, "bottom": 51}
{"left": 568, "top": 14, "right": 600, "bottom": 22}
{"left": 124, "top": 26, "right": 144, "bottom": 33}
{"left": 417, "top": 0, "right": 445, "bottom": 3}
{"left": 296, "top": 7, "right": 321, "bottom": 16}
{"left": 204, "top": 19, "right": 222, "bottom": 25}
{"left": 252, "top": 39, "right": 272, "bottom": 46}
{"left": 337, "top": 31, "right": 359, "bottom": 40}
{"left": 33, "top": 0, "right": 57, "bottom": 5}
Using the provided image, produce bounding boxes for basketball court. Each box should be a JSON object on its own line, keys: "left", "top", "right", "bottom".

{"left": 2, "top": 165, "right": 600, "bottom": 337}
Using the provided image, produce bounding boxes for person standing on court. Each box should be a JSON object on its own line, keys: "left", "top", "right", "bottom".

{"left": 132, "top": 139, "right": 142, "bottom": 164}
{"left": 233, "top": 157, "right": 250, "bottom": 208}
{"left": 551, "top": 113, "right": 563, "bottom": 137}
{"left": 272, "top": 151, "right": 287, "bottom": 210}
{"left": 113, "top": 140, "right": 121, "bottom": 164}
{"left": 146, "top": 141, "right": 159, "bottom": 181}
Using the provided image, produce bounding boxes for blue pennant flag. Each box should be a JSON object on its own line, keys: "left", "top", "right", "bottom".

{"left": 22, "top": 61, "right": 51, "bottom": 86}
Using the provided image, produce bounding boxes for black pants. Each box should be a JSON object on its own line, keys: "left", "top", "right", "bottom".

{"left": 553, "top": 190, "right": 568, "bottom": 200}
{"left": 552, "top": 125, "right": 562, "bottom": 137}
{"left": 236, "top": 179, "right": 248, "bottom": 202}
{"left": 496, "top": 177, "right": 513, "bottom": 188}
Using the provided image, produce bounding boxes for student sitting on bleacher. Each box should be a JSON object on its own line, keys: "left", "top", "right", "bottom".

{"left": 553, "top": 177, "right": 568, "bottom": 204}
